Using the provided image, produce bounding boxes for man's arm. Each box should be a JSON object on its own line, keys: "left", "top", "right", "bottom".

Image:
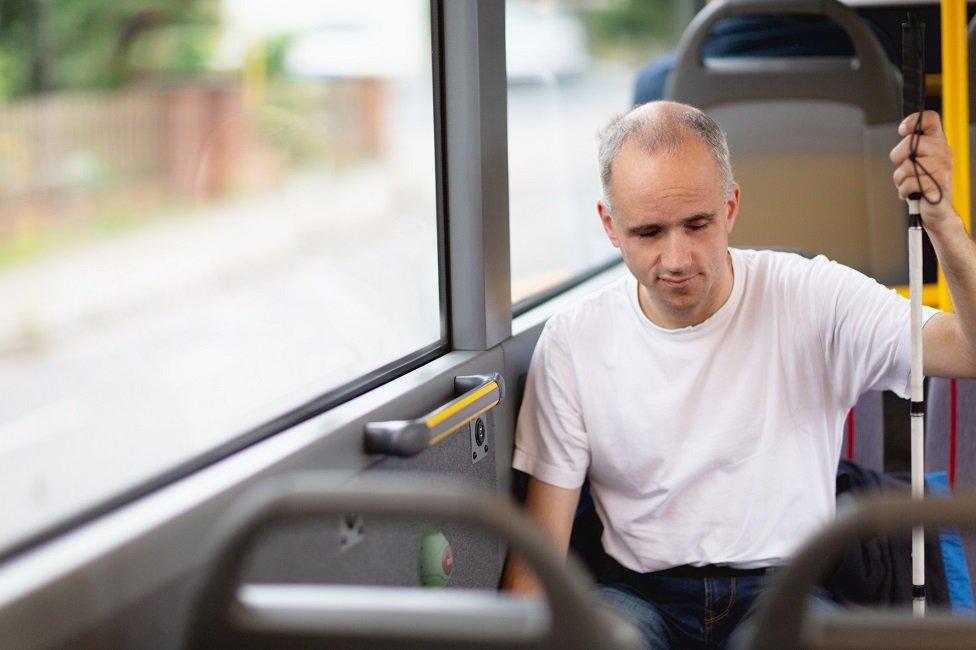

{"left": 499, "top": 476, "right": 582, "bottom": 598}
{"left": 890, "top": 111, "right": 976, "bottom": 378}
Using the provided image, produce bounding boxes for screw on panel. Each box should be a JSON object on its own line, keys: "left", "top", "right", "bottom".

{"left": 471, "top": 417, "right": 489, "bottom": 465}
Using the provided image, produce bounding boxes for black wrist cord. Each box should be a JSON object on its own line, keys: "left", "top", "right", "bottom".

{"left": 903, "top": 12, "right": 943, "bottom": 207}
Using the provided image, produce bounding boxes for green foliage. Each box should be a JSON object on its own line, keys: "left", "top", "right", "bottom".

{"left": 0, "top": 0, "right": 220, "bottom": 99}
{"left": 256, "top": 84, "right": 332, "bottom": 167}
{"left": 264, "top": 33, "right": 296, "bottom": 79}
{"left": 0, "top": 51, "right": 28, "bottom": 98}
{"left": 583, "top": 0, "right": 676, "bottom": 40}
{"left": 578, "top": 0, "right": 681, "bottom": 63}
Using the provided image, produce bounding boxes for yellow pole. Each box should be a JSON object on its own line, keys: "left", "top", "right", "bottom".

{"left": 244, "top": 39, "right": 267, "bottom": 109}
{"left": 938, "top": 0, "right": 971, "bottom": 311}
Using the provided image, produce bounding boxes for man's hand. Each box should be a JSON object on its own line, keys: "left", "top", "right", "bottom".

{"left": 889, "top": 110, "right": 957, "bottom": 230}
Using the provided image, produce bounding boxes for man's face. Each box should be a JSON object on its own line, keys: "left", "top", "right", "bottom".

{"left": 598, "top": 138, "right": 739, "bottom": 328}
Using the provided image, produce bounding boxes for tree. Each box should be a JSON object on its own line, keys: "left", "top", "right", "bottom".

{"left": 0, "top": 0, "right": 220, "bottom": 99}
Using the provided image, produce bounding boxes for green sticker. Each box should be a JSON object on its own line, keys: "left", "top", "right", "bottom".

{"left": 419, "top": 529, "right": 454, "bottom": 588}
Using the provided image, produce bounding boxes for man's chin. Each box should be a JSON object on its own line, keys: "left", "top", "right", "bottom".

{"left": 653, "top": 292, "right": 703, "bottom": 315}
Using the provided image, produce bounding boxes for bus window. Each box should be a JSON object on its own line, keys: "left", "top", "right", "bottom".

{"left": 0, "top": 0, "right": 443, "bottom": 556}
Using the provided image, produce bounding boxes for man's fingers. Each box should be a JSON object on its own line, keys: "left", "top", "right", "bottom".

{"left": 893, "top": 159, "right": 914, "bottom": 186}
{"left": 898, "top": 110, "right": 944, "bottom": 137}
{"left": 893, "top": 155, "right": 951, "bottom": 190}
{"left": 892, "top": 157, "right": 944, "bottom": 185}
{"left": 889, "top": 133, "right": 948, "bottom": 164}
{"left": 896, "top": 173, "right": 945, "bottom": 201}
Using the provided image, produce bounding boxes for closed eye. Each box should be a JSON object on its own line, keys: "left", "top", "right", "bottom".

{"left": 685, "top": 214, "right": 715, "bottom": 231}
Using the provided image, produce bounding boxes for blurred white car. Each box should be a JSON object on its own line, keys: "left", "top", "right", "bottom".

{"left": 506, "top": 0, "right": 592, "bottom": 84}
{"left": 259, "top": 0, "right": 591, "bottom": 83}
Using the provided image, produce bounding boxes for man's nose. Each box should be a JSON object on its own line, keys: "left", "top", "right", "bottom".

{"left": 661, "top": 232, "right": 693, "bottom": 271}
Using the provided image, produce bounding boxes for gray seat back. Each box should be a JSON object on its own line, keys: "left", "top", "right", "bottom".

{"left": 666, "top": 0, "right": 906, "bottom": 284}
{"left": 926, "top": 377, "right": 976, "bottom": 594}
{"left": 744, "top": 495, "right": 976, "bottom": 648}
{"left": 186, "top": 472, "right": 643, "bottom": 649}
{"left": 926, "top": 379, "right": 976, "bottom": 487}
{"left": 841, "top": 391, "right": 885, "bottom": 472}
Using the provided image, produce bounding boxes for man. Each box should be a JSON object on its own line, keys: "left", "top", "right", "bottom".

{"left": 500, "top": 101, "right": 976, "bottom": 648}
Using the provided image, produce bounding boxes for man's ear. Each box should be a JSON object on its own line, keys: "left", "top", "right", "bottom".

{"left": 725, "top": 183, "right": 740, "bottom": 234}
{"left": 597, "top": 200, "right": 620, "bottom": 248}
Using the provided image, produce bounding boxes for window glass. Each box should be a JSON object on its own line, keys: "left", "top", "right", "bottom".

{"left": 0, "top": 0, "right": 440, "bottom": 552}
{"left": 507, "top": 0, "right": 692, "bottom": 303}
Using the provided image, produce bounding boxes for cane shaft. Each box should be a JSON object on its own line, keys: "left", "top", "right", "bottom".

{"left": 910, "top": 213, "right": 926, "bottom": 616}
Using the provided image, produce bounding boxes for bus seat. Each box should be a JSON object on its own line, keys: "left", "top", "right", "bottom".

{"left": 186, "top": 472, "right": 644, "bottom": 649}
{"left": 745, "top": 494, "right": 976, "bottom": 648}
{"left": 666, "top": 0, "right": 906, "bottom": 285}
{"left": 841, "top": 390, "right": 885, "bottom": 472}
{"left": 927, "top": 379, "right": 976, "bottom": 488}
{"left": 926, "top": 377, "right": 976, "bottom": 600}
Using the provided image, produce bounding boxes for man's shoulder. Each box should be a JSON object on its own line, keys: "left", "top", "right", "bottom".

{"left": 545, "top": 275, "right": 631, "bottom": 340}
{"left": 734, "top": 247, "right": 834, "bottom": 286}
{"left": 734, "top": 246, "right": 816, "bottom": 268}
{"left": 733, "top": 248, "right": 856, "bottom": 313}
{"left": 739, "top": 247, "right": 871, "bottom": 282}
{"left": 735, "top": 248, "right": 884, "bottom": 316}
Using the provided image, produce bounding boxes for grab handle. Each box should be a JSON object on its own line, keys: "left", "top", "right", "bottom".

{"left": 364, "top": 373, "right": 504, "bottom": 457}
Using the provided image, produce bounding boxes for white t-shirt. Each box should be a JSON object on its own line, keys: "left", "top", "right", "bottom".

{"left": 512, "top": 248, "right": 939, "bottom": 573}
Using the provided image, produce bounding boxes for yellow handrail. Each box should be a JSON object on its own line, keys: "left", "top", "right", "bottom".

{"left": 938, "top": 0, "right": 971, "bottom": 311}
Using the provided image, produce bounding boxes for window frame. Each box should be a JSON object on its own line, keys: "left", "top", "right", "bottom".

{"left": 512, "top": 256, "right": 623, "bottom": 317}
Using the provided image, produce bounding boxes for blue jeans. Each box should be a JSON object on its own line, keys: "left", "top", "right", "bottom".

{"left": 599, "top": 574, "right": 766, "bottom": 649}
{"left": 597, "top": 558, "right": 834, "bottom": 649}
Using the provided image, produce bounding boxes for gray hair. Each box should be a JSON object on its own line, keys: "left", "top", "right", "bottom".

{"left": 598, "top": 102, "right": 734, "bottom": 214}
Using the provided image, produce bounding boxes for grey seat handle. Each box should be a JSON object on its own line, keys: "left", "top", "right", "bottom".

{"left": 233, "top": 584, "right": 554, "bottom": 644}
{"left": 364, "top": 373, "right": 504, "bottom": 456}
{"left": 186, "top": 472, "right": 642, "bottom": 649}
{"left": 666, "top": 0, "right": 900, "bottom": 124}
{"left": 746, "top": 494, "right": 976, "bottom": 648}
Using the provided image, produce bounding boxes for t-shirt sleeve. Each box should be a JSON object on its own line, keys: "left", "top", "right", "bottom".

{"left": 802, "top": 255, "right": 939, "bottom": 404}
{"left": 512, "top": 318, "right": 590, "bottom": 489}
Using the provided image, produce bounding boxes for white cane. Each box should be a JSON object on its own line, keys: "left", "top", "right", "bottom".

{"left": 902, "top": 13, "right": 934, "bottom": 617}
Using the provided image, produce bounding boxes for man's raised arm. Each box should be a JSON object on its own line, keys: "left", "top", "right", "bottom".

{"left": 890, "top": 110, "right": 976, "bottom": 377}
{"left": 499, "top": 476, "right": 582, "bottom": 598}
